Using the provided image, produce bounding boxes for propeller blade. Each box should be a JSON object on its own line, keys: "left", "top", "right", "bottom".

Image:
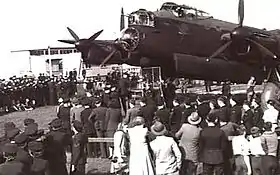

{"left": 88, "top": 30, "right": 104, "bottom": 42}
{"left": 120, "top": 7, "right": 125, "bottom": 31}
{"left": 100, "top": 50, "right": 117, "bottom": 67}
{"left": 246, "top": 38, "right": 277, "bottom": 59}
{"left": 238, "top": 0, "right": 244, "bottom": 26}
{"left": 67, "top": 27, "right": 80, "bottom": 41}
{"left": 57, "top": 40, "right": 76, "bottom": 45}
{"left": 208, "top": 41, "right": 232, "bottom": 61}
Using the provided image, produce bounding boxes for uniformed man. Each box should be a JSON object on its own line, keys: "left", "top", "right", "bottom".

{"left": 28, "top": 141, "right": 50, "bottom": 175}
{"left": 14, "top": 133, "right": 33, "bottom": 174}
{"left": 0, "top": 143, "right": 25, "bottom": 175}
{"left": 154, "top": 98, "right": 171, "bottom": 131}
{"left": 80, "top": 97, "right": 95, "bottom": 158}
{"left": 70, "top": 121, "right": 87, "bottom": 175}
{"left": 44, "top": 118, "right": 71, "bottom": 175}
{"left": 88, "top": 99, "right": 108, "bottom": 158}
{"left": 251, "top": 98, "right": 264, "bottom": 129}
{"left": 229, "top": 95, "right": 242, "bottom": 125}
{"left": 170, "top": 98, "right": 184, "bottom": 135}
{"left": 24, "top": 123, "right": 44, "bottom": 142}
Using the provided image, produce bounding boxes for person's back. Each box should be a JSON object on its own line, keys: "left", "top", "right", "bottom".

{"left": 0, "top": 160, "right": 25, "bottom": 175}
{"left": 260, "top": 122, "right": 279, "bottom": 175}
{"left": 176, "top": 123, "right": 200, "bottom": 161}
{"left": 150, "top": 135, "right": 181, "bottom": 175}
{"left": 138, "top": 104, "right": 157, "bottom": 128}
{"left": 70, "top": 105, "right": 84, "bottom": 122}
{"left": 45, "top": 130, "right": 69, "bottom": 163}
{"left": 30, "top": 158, "right": 49, "bottom": 175}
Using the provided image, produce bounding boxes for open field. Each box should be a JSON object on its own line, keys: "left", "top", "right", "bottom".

{"left": 0, "top": 84, "right": 264, "bottom": 174}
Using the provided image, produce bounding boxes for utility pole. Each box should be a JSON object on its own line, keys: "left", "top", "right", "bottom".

{"left": 48, "top": 46, "right": 52, "bottom": 77}
{"left": 29, "top": 55, "right": 32, "bottom": 72}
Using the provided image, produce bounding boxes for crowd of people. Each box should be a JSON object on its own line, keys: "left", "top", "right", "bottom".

{"left": 0, "top": 70, "right": 278, "bottom": 175}
{"left": 110, "top": 93, "right": 280, "bottom": 175}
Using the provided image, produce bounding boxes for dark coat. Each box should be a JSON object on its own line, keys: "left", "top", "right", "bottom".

{"left": 199, "top": 126, "right": 227, "bottom": 165}
{"left": 44, "top": 130, "right": 70, "bottom": 163}
{"left": 30, "top": 158, "right": 50, "bottom": 175}
{"left": 252, "top": 106, "right": 264, "bottom": 129}
{"left": 197, "top": 102, "right": 211, "bottom": 120}
{"left": 16, "top": 148, "right": 33, "bottom": 174}
{"left": 89, "top": 106, "right": 108, "bottom": 131}
{"left": 102, "top": 94, "right": 110, "bottom": 107}
{"left": 44, "top": 130, "right": 70, "bottom": 175}
{"left": 182, "top": 106, "right": 196, "bottom": 124}
{"left": 0, "top": 160, "right": 25, "bottom": 175}
{"left": 243, "top": 110, "right": 254, "bottom": 134}
{"left": 81, "top": 108, "right": 95, "bottom": 136}
{"left": 105, "top": 108, "right": 122, "bottom": 134}
{"left": 230, "top": 105, "right": 242, "bottom": 124}
{"left": 155, "top": 108, "right": 171, "bottom": 130}
{"left": 71, "top": 132, "right": 87, "bottom": 166}
{"left": 138, "top": 104, "right": 157, "bottom": 128}
{"left": 170, "top": 105, "right": 184, "bottom": 134}
{"left": 118, "top": 78, "right": 130, "bottom": 97}
{"left": 217, "top": 106, "right": 230, "bottom": 122}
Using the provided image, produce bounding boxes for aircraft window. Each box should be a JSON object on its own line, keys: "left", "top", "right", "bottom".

{"left": 128, "top": 11, "right": 155, "bottom": 27}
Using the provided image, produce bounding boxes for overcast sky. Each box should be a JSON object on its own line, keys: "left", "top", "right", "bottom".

{"left": 0, "top": 0, "right": 279, "bottom": 77}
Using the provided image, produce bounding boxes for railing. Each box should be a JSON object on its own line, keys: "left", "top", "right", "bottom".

{"left": 88, "top": 137, "right": 114, "bottom": 143}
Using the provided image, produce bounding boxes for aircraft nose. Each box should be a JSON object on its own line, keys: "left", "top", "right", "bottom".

{"left": 119, "top": 27, "right": 140, "bottom": 52}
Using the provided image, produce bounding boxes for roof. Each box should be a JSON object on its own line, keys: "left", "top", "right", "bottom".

{"left": 11, "top": 46, "right": 79, "bottom": 56}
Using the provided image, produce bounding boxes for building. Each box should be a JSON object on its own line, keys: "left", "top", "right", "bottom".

{"left": 11, "top": 46, "right": 141, "bottom": 78}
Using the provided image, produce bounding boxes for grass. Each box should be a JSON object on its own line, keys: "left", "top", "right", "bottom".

{"left": 0, "top": 105, "right": 111, "bottom": 174}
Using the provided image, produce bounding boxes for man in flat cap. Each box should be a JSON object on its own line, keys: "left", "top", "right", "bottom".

{"left": 0, "top": 143, "right": 25, "bottom": 175}
{"left": 44, "top": 118, "right": 71, "bottom": 175}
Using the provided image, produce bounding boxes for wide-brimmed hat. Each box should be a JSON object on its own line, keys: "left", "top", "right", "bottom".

{"left": 151, "top": 121, "right": 167, "bottom": 136}
{"left": 187, "top": 112, "right": 202, "bottom": 125}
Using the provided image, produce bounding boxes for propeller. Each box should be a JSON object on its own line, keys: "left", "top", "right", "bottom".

{"left": 100, "top": 49, "right": 117, "bottom": 67}
{"left": 98, "top": 7, "right": 128, "bottom": 67}
{"left": 120, "top": 7, "right": 125, "bottom": 31}
{"left": 67, "top": 27, "right": 80, "bottom": 41}
{"left": 207, "top": 41, "right": 232, "bottom": 61}
{"left": 207, "top": 0, "right": 277, "bottom": 61}
{"left": 58, "top": 27, "right": 104, "bottom": 57}
{"left": 238, "top": 0, "right": 244, "bottom": 27}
